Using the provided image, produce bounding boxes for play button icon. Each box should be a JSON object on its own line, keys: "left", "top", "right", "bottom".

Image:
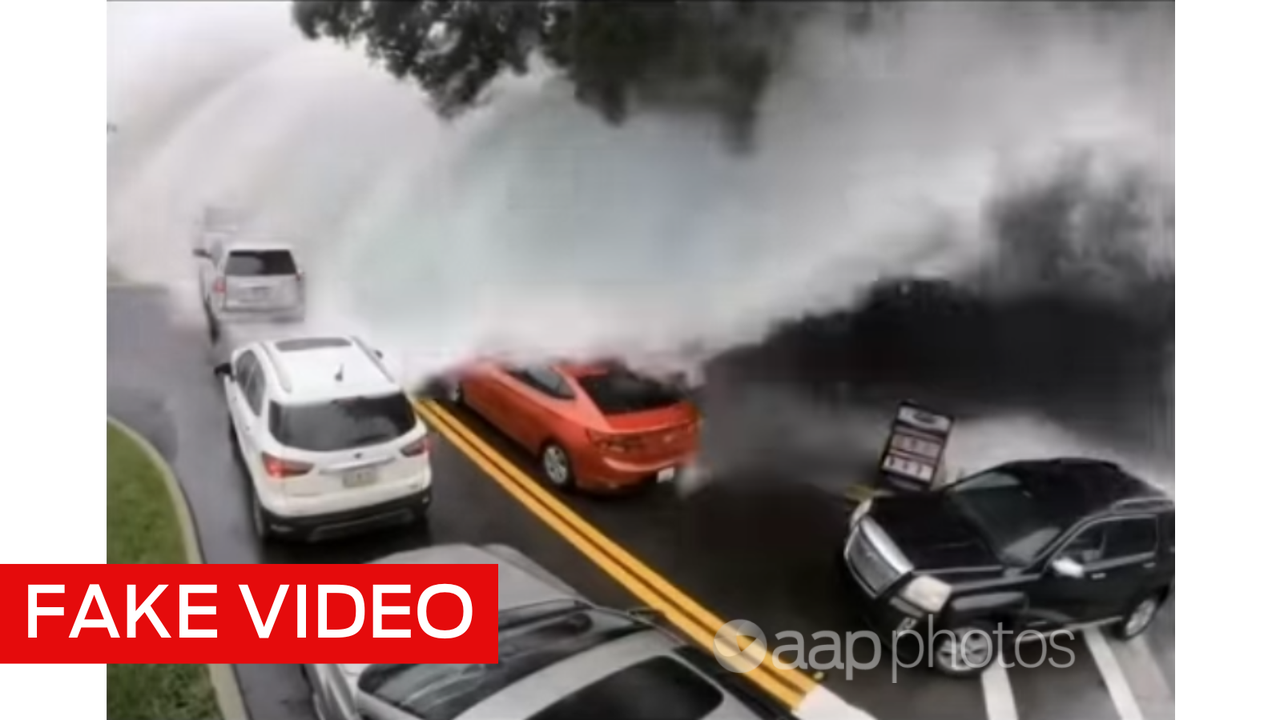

{"left": 713, "top": 619, "right": 768, "bottom": 673}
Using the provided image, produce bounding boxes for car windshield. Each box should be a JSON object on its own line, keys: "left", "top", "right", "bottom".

{"left": 577, "top": 367, "right": 684, "bottom": 415}
{"left": 944, "top": 471, "right": 1064, "bottom": 566}
{"left": 527, "top": 656, "right": 724, "bottom": 720}
{"left": 268, "top": 393, "right": 416, "bottom": 452}
{"left": 358, "top": 601, "right": 647, "bottom": 720}
{"left": 225, "top": 250, "right": 297, "bottom": 277}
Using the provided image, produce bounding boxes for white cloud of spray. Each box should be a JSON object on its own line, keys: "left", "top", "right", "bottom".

{"left": 108, "top": 1, "right": 1172, "bottom": 488}
{"left": 109, "top": 1, "right": 1170, "bottom": 364}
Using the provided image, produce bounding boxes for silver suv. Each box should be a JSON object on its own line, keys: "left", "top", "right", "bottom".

{"left": 195, "top": 239, "right": 306, "bottom": 334}
{"left": 303, "top": 544, "right": 812, "bottom": 720}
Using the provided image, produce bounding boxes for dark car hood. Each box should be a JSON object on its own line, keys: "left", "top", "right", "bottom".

{"left": 867, "top": 493, "right": 1002, "bottom": 573}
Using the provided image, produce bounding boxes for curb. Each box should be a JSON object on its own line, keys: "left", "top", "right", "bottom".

{"left": 107, "top": 417, "right": 249, "bottom": 720}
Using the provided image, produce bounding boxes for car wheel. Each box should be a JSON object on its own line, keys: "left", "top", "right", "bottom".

{"left": 203, "top": 303, "right": 221, "bottom": 345}
{"left": 1112, "top": 591, "right": 1163, "bottom": 640}
{"left": 227, "top": 418, "right": 238, "bottom": 453}
{"left": 540, "top": 443, "right": 576, "bottom": 490}
{"left": 411, "top": 506, "right": 431, "bottom": 530}
{"left": 250, "top": 491, "right": 273, "bottom": 541}
{"left": 932, "top": 623, "right": 997, "bottom": 678}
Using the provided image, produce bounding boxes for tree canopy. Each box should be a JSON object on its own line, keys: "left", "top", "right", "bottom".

{"left": 291, "top": 1, "right": 1167, "bottom": 148}
{"left": 292, "top": 1, "right": 878, "bottom": 147}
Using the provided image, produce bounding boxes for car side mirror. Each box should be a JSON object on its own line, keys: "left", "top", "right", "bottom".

{"left": 213, "top": 362, "right": 233, "bottom": 380}
{"left": 193, "top": 248, "right": 211, "bottom": 260}
{"left": 1051, "top": 557, "right": 1085, "bottom": 579}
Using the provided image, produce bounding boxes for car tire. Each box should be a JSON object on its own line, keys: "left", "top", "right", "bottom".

{"left": 1112, "top": 590, "right": 1163, "bottom": 640}
{"left": 931, "top": 622, "right": 998, "bottom": 678}
{"left": 203, "top": 300, "right": 221, "bottom": 345}
{"left": 227, "top": 418, "right": 238, "bottom": 453}
{"left": 410, "top": 505, "right": 431, "bottom": 531}
{"left": 540, "top": 442, "right": 576, "bottom": 491}
{"left": 250, "top": 491, "right": 274, "bottom": 542}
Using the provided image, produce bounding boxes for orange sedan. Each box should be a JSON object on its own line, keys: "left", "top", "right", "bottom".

{"left": 449, "top": 360, "right": 701, "bottom": 492}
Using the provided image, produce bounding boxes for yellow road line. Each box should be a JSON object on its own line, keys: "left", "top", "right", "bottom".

{"left": 417, "top": 400, "right": 819, "bottom": 706}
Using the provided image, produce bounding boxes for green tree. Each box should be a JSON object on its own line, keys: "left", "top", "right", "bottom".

{"left": 291, "top": 1, "right": 1164, "bottom": 147}
{"left": 292, "top": 1, "right": 880, "bottom": 148}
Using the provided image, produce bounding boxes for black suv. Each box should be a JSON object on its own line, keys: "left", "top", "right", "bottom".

{"left": 842, "top": 458, "right": 1174, "bottom": 677}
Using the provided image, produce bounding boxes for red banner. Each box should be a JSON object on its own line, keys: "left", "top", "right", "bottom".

{"left": 0, "top": 564, "right": 498, "bottom": 663}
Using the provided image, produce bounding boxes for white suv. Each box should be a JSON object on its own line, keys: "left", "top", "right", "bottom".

{"left": 215, "top": 335, "right": 432, "bottom": 541}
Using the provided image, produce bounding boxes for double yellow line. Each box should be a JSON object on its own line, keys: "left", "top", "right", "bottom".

{"left": 416, "top": 399, "right": 819, "bottom": 709}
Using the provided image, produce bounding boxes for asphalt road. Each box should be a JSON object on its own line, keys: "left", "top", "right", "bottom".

{"left": 108, "top": 285, "right": 1175, "bottom": 720}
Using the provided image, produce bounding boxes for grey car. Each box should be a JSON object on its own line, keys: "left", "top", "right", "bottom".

{"left": 303, "top": 544, "right": 799, "bottom": 720}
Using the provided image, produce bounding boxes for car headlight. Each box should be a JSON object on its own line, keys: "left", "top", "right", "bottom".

{"left": 899, "top": 575, "right": 952, "bottom": 613}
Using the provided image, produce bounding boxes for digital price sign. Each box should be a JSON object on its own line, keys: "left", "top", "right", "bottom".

{"left": 877, "top": 402, "right": 953, "bottom": 492}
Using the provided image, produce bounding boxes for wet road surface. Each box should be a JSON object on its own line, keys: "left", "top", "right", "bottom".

{"left": 108, "top": 286, "right": 1174, "bottom": 720}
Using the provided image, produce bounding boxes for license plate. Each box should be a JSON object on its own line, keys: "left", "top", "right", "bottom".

{"left": 343, "top": 469, "right": 377, "bottom": 488}
{"left": 657, "top": 468, "right": 677, "bottom": 483}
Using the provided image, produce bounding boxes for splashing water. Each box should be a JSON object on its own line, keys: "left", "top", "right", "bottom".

{"left": 108, "top": 1, "right": 1173, "bottom": 486}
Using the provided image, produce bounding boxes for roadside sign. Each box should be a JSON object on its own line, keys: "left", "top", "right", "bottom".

{"left": 877, "top": 402, "right": 953, "bottom": 492}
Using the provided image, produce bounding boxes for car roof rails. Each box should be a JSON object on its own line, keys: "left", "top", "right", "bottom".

{"left": 1111, "top": 496, "right": 1175, "bottom": 513}
{"left": 261, "top": 342, "right": 292, "bottom": 394}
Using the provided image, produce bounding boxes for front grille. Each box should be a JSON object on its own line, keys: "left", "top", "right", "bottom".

{"left": 846, "top": 523, "right": 902, "bottom": 596}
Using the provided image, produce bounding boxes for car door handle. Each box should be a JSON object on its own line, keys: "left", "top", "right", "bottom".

{"left": 1142, "top": 562, "right": 1156, "bottom": 569}
{"left": 1089, "top": 572, "right": 1107, "bottom": 580}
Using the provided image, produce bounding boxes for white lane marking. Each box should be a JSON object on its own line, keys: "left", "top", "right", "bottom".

{"left": 793, "top": 685, "right": 879, "bottom": 720}
{"left": 981, "top": 654, "right": 1019, "bottom": 720}
{"left": 1108, "top": 634, "right": 1175, "bottom": 720}
{"left": 1084, "top": 627, "right": 1146, "bottom": 720}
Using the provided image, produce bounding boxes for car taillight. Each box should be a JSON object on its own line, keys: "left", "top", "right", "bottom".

{"left": 588, "top": 431, "right": 643, "bottom": 453}
{"left": 213, "top": 277, "right": 226, "bottom": 294}
{"left": 262, "top": 453, "right": 311, "bottom": 479}
{"left": 401, "top": 436, "right": 430, "bottom": 457}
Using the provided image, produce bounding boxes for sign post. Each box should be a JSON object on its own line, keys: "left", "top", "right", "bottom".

{"left": 876, "top": 402, "right": 953, "bottom": 492}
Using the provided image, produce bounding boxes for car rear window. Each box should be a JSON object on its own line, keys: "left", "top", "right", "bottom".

{"left": 576, "top": 368, "right": 685, "bottom": 415}
{"left": 359, "top": 602, "right": 645, "bottom": 720}
{"left": 267, "top": 393, "right": 415, "bottom": 452}
{"left": 225, "top": 250, "right": 297, "bottom": 276}
{"left": 527, "top": 656, "right": 724, "bottom": 720}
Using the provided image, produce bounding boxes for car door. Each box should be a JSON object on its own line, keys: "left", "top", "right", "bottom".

{"left": 1087, "top": 516, "right": 1163, "bottom": 613}
{"left": 1024, "top": 522, "right": 1116, "bottom": 629}
{"left": 227, "top": 349, "right": 267, "bottom": 482}
{"left": 497, "top": 365, "right": 571, "bottom": 450}
{"left": 1030, "top": 516, "right": 1162, "bottom": 627}
{"left": 463, "top": 362, "right": 506, "bottom": 420}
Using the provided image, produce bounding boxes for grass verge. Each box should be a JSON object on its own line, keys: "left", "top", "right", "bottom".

{"left": 107, "top": 423, "right": 222, "bottom": 720}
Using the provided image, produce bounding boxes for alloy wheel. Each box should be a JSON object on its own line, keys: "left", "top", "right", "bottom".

{"left": 1124, "top": 596, "right": 1159, "bottom": 637}
{"left": 542, "top": 445, "right": 571, "bottom": 488}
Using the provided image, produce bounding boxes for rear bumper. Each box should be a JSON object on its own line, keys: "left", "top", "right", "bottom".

{"left": 262, "top": 487, "right": 431, "bottom": 541}
{"left": 574, "top": 450, "right": 698, "bottom": 492}
{"left": 210, "top": 304, "right": 305, "bottom": 323}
